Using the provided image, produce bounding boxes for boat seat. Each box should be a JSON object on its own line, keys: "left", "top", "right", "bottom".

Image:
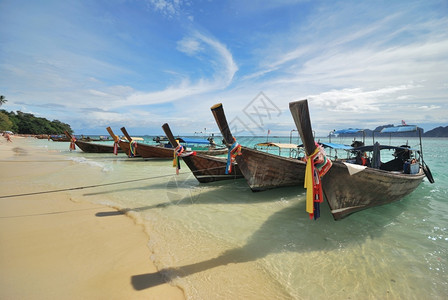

{"left": 380, "top": 158, "right": 404, "bottom": 171}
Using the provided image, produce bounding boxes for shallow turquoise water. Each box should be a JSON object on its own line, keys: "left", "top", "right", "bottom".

{"left": 31, "top": 136, "right": 447, "bottom": 299}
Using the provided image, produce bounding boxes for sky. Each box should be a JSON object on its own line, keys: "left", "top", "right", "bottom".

{"left": 1, "top": 0, "right": 447, "bottom": 137}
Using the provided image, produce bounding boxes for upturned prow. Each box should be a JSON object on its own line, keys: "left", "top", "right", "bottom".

{"left": 120, "top": 127, "right": 133, "bottom": 142}
{"left": 161, "top": 123, "right": 179, "bottom": 148}
{"left": 64, "top": 131, "right": 73, "bottom": 140}
{"left": 210, "top": 103, "right": 234, "bottom": 145}
{"left": 289, "top": 99, "right": 316, "bottom": 156}
{"left": 106, "top": 127, "right": 119, "bottom": 143}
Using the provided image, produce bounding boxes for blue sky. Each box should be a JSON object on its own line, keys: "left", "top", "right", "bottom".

{"left": 1, "top": 0, "right": 447, "bottom": 136}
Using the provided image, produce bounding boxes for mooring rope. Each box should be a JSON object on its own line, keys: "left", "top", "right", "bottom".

{"left": 0, "top": 173, "right": 179, "bottom": 199}
{"left": 0, "top": 160, "right": 72, "bottom": 163}
{"left": 0, "top": 165, "right": 237, "bottom": 199}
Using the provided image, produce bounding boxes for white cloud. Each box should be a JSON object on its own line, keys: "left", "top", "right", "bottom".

{"left": 146, "top": 0, "right": 187, "bottom": 17}
{"left": 177, "top": 37, "right": 202, "bottom": 55}
{"left": 111, "top": 31, "right": 238, "bottom": 108}
{"left": 307, "top": 85, "right": 415, "bottom": 113}
{"left": 418, "top": 105, "right": 440, "bottom": 111}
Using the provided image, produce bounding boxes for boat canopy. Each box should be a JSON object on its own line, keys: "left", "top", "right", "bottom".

{"left": 320, "top": 142, "right": 353, "bottom": 150}
{"left": 320, "top": 142, "right": 419, "bottom": 152}
{"left": 123, "top": 137, "right": 144, "bottom": 141}
{"left": 333, "top": 128, "right": 363, "bottom": 134}
{"left": 355, "top": 144, "right": 419, "bottom": 152}
{"left": 178, "top": 137, "right": 211, "bottom": 144}
{"left": 256, "top": 142, "right": 298, "bottom": 149}
{"left": 380, "top": 125, "right": 417, "bottom": 133}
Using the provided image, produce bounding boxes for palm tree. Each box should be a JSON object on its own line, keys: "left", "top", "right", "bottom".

{"left": 0, "top": 95, "right": 7, "bottom": 107}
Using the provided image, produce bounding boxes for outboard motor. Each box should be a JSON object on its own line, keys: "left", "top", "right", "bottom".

{"left": 394, "top": 145, "right": 411, "bottom": 161}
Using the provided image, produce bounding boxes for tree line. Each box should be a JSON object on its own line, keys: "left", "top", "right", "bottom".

{"left": 0, "top": 110, "right": 73, "bottom": 135}
{"left": 0, "top": 95, "right": 72, "bottom": 134}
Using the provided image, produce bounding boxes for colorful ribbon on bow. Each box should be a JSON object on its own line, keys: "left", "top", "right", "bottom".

{"left": 129, "top": 141, "right": 137, "bottom": 157}
{"left": 113, "top": 141, "right": 119, "bottom": 155}
{"left": 225, "top": 137, "right": 242, "bottom": 174}
{"left": 69, "top": 136, "right": 76, "bottom": 151}
{"left": 173, "top": 142, "right": 196, "bottom": 175}
{"left": 173, "top": 144, "right": 184, "bottom": 175}
{"left": 304, "top": 143, "right": 332, "bottom": 220}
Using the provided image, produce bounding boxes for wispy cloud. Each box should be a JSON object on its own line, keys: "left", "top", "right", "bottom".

{"left": 145, "top": 0, "right": 188, "bottom": 18}
{"left": 177, "top": 37, "right": 203, "bottom": 55}
{"left": 109, "top": 31, "right": 238, "bottom": 108}
{"left": 307, "top": 85, "right": 414, "bottom": 113}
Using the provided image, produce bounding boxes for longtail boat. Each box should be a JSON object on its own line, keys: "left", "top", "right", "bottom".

{"left": 289, "top": 99, "right": 433, "bottom": 220}
{"left": 50, "top": 135, "right": 70, "bottom": 142}
{"left": 120, "top": 127, "right": 227, "bottom": 159}
{"left": 64, "top": 131, "right": 123, "bottom": 153}
{"left": 120, "top": 127, "right": 170, "bottom": 158}
{"left": 162, "top": 123, "right": 244, "bottom": 183}
{"left": 210, "top": 103, "right": 306, "bottom": 191}
{"left": 106, "top": 127, "right": 140, "bottom": 157}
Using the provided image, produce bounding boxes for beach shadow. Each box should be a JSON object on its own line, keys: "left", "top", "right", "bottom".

{"left": 95, "top": 203, "right": 168, "bottom": 217}
{"left": 95, "top": 211, "right": 126, "bottom": 217}
{"left": 132, "top": 272, "right": 170, "bottom": 291}
{"left": 12, "top": 147, "right": 28, "bottom": 156}
{"left": 2, "top": 207, "right": 105, "bottom": 219}
{"left": 131, "top": 198, "right": 404, "bottom": 290}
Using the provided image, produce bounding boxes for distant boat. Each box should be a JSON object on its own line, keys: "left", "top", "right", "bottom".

{"left": 152, "top": 136, "right": 169, "bottom": 143}
{"left": 35, "top": 134, "right": 50, "bottom": 139}
{"left": 120, "top": 127, "right": 228, "bottom": 159}
{"left": 51, "top": 134, "right": 110, "bottom": 143}
{"left": 50, "top": 135, "right": 70, "bottom": 142}
{"left": 210, "top": 103, "right": 306, "bottom": 191}
{"left": 64, "top": 131, "right": 123, "bottom": 153}
{"left": 162, "top": 123, "right": 244, "bottom": 183}
{"left": 77, "top": 135, "right": 111, "bottom": 142}
{"left": 289, "top": 99, "right": 434, "bottom": 220}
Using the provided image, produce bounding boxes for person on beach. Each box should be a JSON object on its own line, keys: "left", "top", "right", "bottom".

{"left": 3, "top": 132, "right": 12, "bottom": 142}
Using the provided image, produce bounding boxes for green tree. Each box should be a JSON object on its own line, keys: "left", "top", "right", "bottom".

{"left": 0, "top": 111, "right": 13, "bottom": 131}
{"left": 0, "top": 110, "right": 72, "bottom": 134}
{"left": 51, "top": 120, "right": 73, "bottom": 134}
{"left": 4, "top": 111, "right": 20, "bottom": 132}
{"left": 0, "top": 95, "right": 7, "bottom": 107}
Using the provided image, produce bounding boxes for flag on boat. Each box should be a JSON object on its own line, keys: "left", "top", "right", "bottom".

{"left": 402, "top": 120, "right": 407, "bottom": 126}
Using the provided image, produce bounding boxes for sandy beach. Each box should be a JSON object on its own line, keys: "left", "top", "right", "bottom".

{"left": 0, "top": 136, "right": 184, "bottom": 299}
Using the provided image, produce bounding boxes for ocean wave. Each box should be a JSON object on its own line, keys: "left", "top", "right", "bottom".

{"left": 68, "top": 156, "right": 112, "bottom": 172}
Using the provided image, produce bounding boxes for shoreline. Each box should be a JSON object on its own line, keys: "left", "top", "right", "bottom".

{"left": 0, "top": 136, "right": 185, "bottom": 299}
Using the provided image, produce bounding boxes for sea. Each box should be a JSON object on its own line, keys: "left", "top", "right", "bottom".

{"left": 25, "top": 135, "right": 448, "bottom": 299}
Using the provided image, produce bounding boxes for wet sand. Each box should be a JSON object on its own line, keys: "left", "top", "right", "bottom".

{"left": 0, "top": 136, "right": 184, "bottom": 299}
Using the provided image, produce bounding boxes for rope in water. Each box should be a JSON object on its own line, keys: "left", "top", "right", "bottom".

{"left": 0, "top": 158, "right": 189, "bottom": 163}
{"left": 0, "top": 165, "right": 234, "bottom": 199}
{"left": 0, "top": 160, "right": 73, "bottom": 162}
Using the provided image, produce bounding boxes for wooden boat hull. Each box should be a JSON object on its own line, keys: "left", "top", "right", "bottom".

{"left": 323, "top": 161, "right": 426, "bottom": 220}
{"left": 236, "top": 146, "right": 306, "bottom": 191}
{"left": 289, "top": 99, "right": 429, "bottom": 220}
{"left": 210, "top": 103, "right": 305, "bottom": 191}
{"left": 135, "top": 143, "right": 227, "bottom": 159}
{"left": 135, "top": 143, "right": 174, "bottom": 158}
{"left": 105, "top": 126, "right": 139, "bottom": 157}
{"left": 182, "top": 154, "right": 243, "bottom": 183}
{"left": 117, "top": 140, "right": 141, "bottom": 157}
{"left": 74, "top": 140, "right": 123, "bottom": 153}
{"left": 51, "top": 137, "right": 70, "bottom": 142}
{"left": 161, "top": 123, "right": 241, "bottom": 183}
